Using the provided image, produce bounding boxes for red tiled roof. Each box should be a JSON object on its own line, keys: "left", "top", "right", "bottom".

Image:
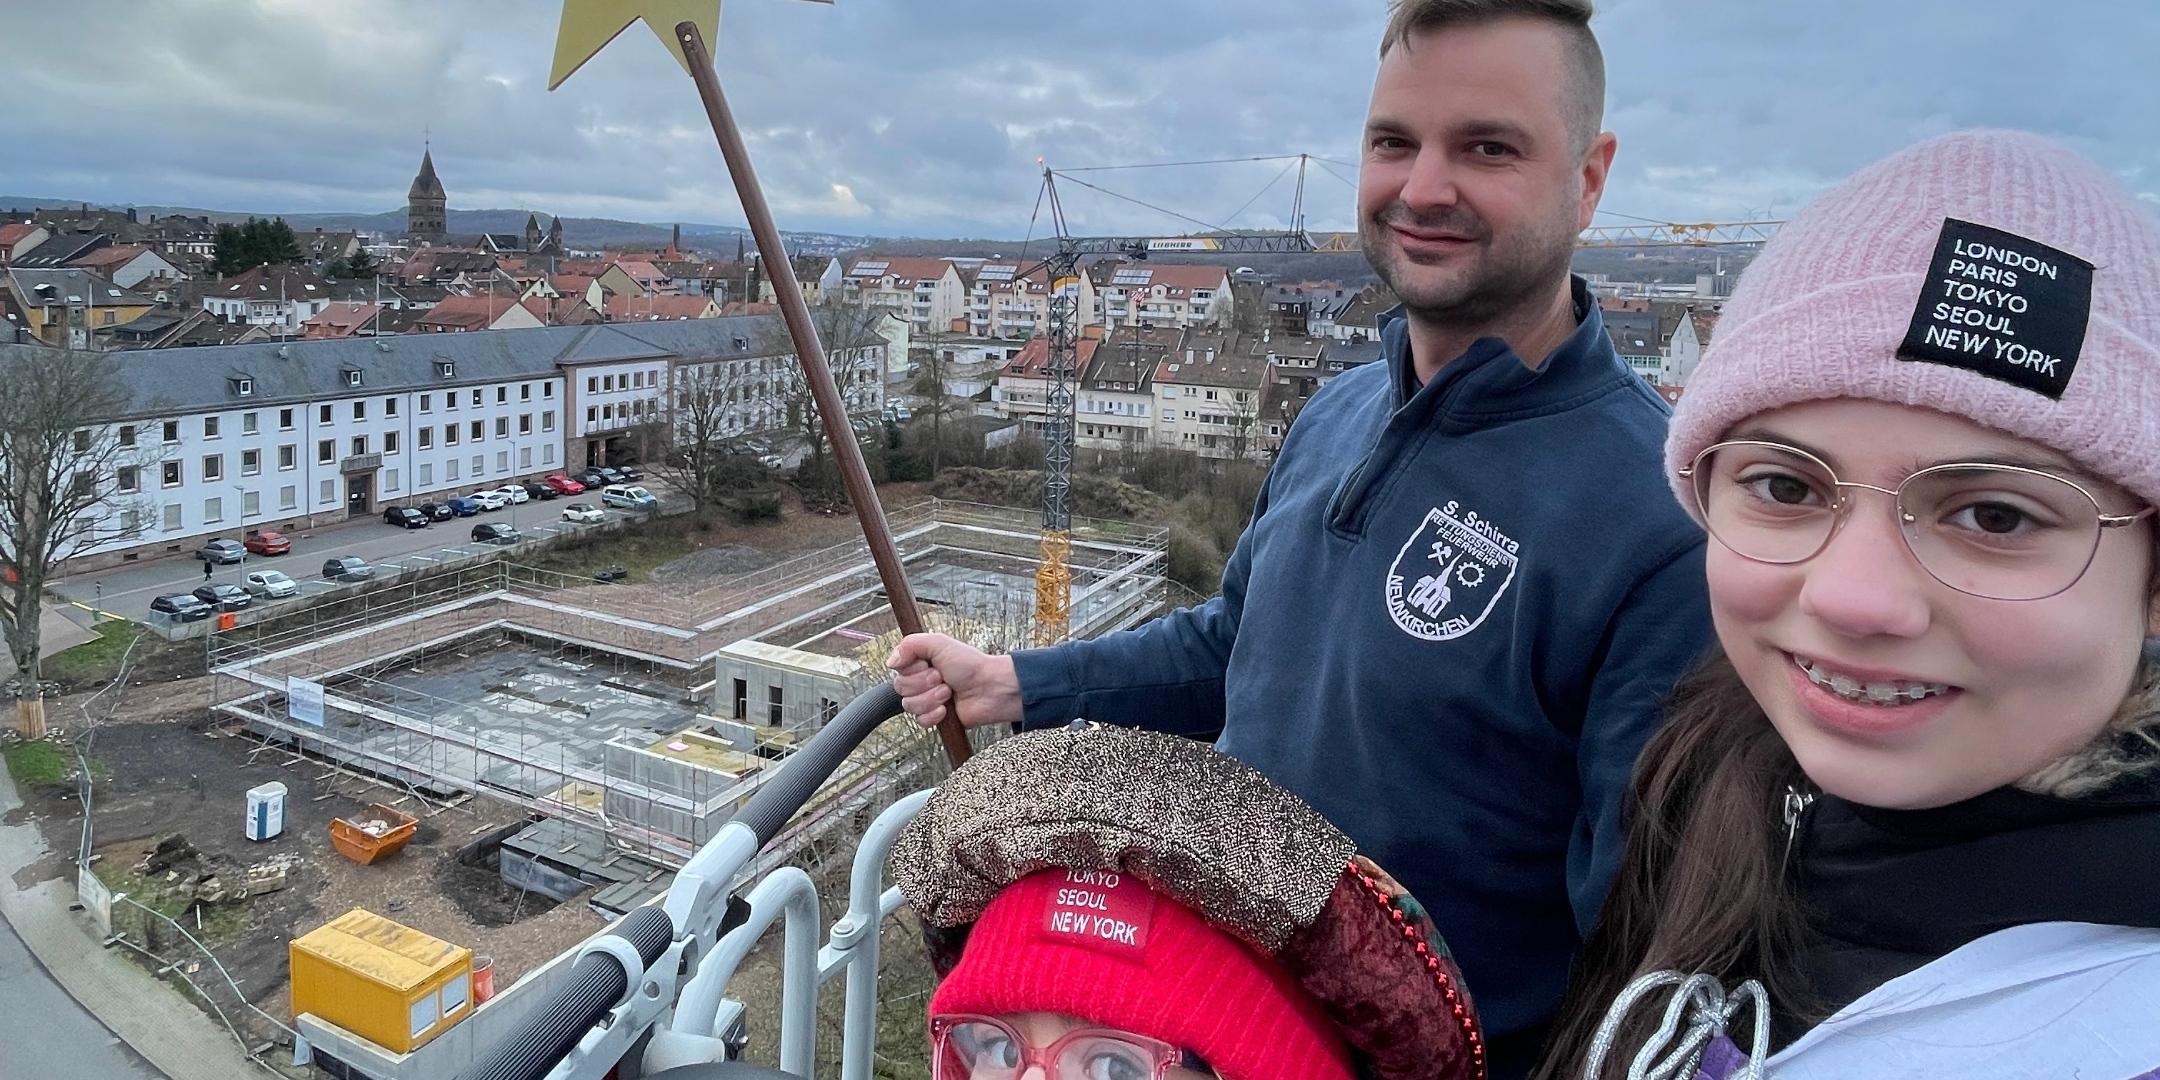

{"left": 68, "top": 244, "right": 151, "bottom": 271}
{"left": 0, "top": 223, "right": 36, "bottom": 247}
{"left": 845, "top": 255, "right": 955, "bottom": 285}
{"left": 604, "top": 293, "right": 716, "bottom": 321}
{"left": 1004, "top": 335, "right": 1100, "bottom": 379}
{"left": 302, "top": 302, "right": 381, "bottom": 338}
{"left": 417, "top": 294, "right": 524, "bottom": 330}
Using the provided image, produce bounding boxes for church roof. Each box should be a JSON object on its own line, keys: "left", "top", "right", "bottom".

{"left": 408, "top": 149, "right": 446, "bottom": 200}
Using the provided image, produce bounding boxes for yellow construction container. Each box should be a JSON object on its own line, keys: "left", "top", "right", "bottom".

{"left": 290, "top": 908, "right": 474, "bottom": 1053}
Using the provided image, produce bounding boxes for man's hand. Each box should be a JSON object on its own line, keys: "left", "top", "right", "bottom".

{"left": 886, "top": 632, "right": 1023, "bottom": 730}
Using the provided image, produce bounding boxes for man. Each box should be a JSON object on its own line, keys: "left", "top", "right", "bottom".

{"left": 890, "top": 2, "right": 1710, "bottom": 1073}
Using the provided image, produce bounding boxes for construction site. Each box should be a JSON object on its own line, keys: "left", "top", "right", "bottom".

{"left": 19, "top": 498, "right": 1165, "bottom": 1073}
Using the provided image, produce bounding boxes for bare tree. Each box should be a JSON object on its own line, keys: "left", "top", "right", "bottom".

{"left": 0, "top": 345, "right": 150, "bottom": 738}
{"left": 643, "top": 358, "right": 767, "bottom": 523}
{"left": 1222, "top": 386, "right": 1263, "bottom": 462}
{"left": 764, "top": 299, "right": 886, "bottom": 495}
{"left": 909, "top": 323, "right": 963, "bottom": 478}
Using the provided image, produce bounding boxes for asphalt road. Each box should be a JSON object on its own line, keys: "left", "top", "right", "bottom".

{"left": 0, "top": 910, "right": 164, "bottom": 1079}
{"left": 48, "top": 492, "right": 653, "bottom": 618}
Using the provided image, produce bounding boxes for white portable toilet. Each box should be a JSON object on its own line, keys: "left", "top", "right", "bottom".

{"left": 245, "top": 781, "right": 287, "bottom": 841}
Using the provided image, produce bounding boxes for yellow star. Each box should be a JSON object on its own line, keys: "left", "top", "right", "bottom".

{"left": 549, "top": 0, "right": 723, "bottom": 91}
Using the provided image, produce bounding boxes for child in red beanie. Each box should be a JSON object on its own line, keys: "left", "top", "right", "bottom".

{"left": 893, "top": 722, "right": 1488, "bottom": 1080}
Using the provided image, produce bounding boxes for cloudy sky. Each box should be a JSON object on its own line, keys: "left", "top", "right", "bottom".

{"left": 5, "top": 0, "right": 2154, "bottom": 240}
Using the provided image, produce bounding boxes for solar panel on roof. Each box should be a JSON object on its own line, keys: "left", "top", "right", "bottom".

{"left": 976, "top": 266, "right": 1016, "bottom": 281}
{"left": 1111, "top": 269, "right": 1153, "bottom": 286}
{"left": 851, "top": 261, "right": 888, "bottom": 275}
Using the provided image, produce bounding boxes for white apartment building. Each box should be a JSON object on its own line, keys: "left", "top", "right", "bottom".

{"left": 839, "top": 256, "right": 966, "bottom": 335}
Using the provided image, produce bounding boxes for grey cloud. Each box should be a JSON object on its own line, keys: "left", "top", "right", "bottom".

{"left": 2, "top": 0, "right": 2151, "bottom": 239}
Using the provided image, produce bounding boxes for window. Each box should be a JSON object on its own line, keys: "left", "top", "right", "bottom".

{"left": 319, "top": 404, "right": 333, "bottom": 425}
{"left": 279, "top": 408, "right": 295, "bottom": 430}
{"left": 279, "top": 444, "right": 296, "bottom": 470}
{"left": 470, "top": 388, "right": 482, "bottom": 406}
{"left": 586, "top": 406, "right": 598, "bottom": 424}
{"left": 494, "top": 417, "right": 508, "bottom": 438}
{"left": 468, "top": 420, "right": 483, "bottom": 442}
{"left": 242, "top": 411, "right": 258, "bottom": 435}
{"left": 119, "top": 424, "right": 136, "bottom": 448}
{"left": 732, "top": 679, "right": 747, "bottom": 720}
{"left": 352, "top": 400, "right": 366, "bottom": 421}
{"left": 162, "top": 420, "right": 180, "bottom": 443}
{"left": 419, "top": 393, "right": 432, "bottom": 413}
{"left": 351, "top": 436, "right": 367, "bottom": 457}
{"left": 603, "top": 375, "right": 614, "bottom": 391}
{"left": 419, "top": 428, "right": 433, "bottom": 450}
{"left": 445, "top": 424, "right": 460, "bottom": 446}
{"left": 518, "top": 414, "right": 532, "bottom": 435}
{"left": 203, "top": 496, "right": 223, "bottom": 523}
{"left": 241, "top": 449, "right": 260, "bottom": 476}
{"left": 543, "top": 382, "right": 554, "bottom": 398}
{"left": 520, "top": 383, "right": 532, "bottom": 401}
{"left": 233, "top": 378, "right": 253, "bottom": 397}
{"left": 344, "top": 369, "right": 362, "bottom": 387}
{"left": 71, "top": 472, "right": 96, "bottom": 500}
{"left": 117, "top": 465, "right": 140, "bottom": 492}
{"left": 518, "top": 447, "right": 531, "bottom": 469}
{"left": 543, "top": 443, "right": 555, "bottom": 464}
{"left": 494, "top": 451, "right": 508, "bottom": 472}
{"left": 317, "top": 440, "right": 334, "bottom": 464}
{"left": 419, "top": 463, "right": 433, "bottom": 487}
{"left": 495, "top": 386, "right": 507, "bottom": 404}
{"left": 446, "top": 393, "right": 458, "bottom": 411}
{"left": 768, "top": 685, "right": 784, "bottom": 726}
{"left": 318, "top": 479, "right": 335, "bottom": 504}
{"left": 279, "top": 485, "right": 296, "bottom": 510}
{"left": 162, "top": 504, "right": 182, "bottom": 532}
{"left": 242, "top": 490, "right": 260, "bottom": 517}
{"left": 602, "top": 405, "right": 613, "bottom": 421}
{"left": 470, "top": 454, "right": 483, "bottom": 476}
{"left": 447, "top": 458, "right": 460, "bottom": 480}
{"left": 542, "top": 410, "right": 556, "bottom": 431}
{"left": 587, "top": 376, "right": 598, "bottom": 393}
{"left": 435, "top": 361, "right": 455, "bottom": 378}
{"left": 384, "top": 468, "right": 399, "bottom": 492}
{"left": 384, "top": 431, "right": 400, "bottom": 455}
{"left": 385, "top": 397, "right": 399, "bottom": 417}
{"left": 73, "top": 429, "right": 91, "bottom": 452}
{"left": 161, "top": 460, "right": 182, "bottom": 487}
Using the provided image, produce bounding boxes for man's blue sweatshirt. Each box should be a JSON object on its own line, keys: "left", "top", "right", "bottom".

{"left": 1012, "top": 282, "right": 1714, "bottom": 1076}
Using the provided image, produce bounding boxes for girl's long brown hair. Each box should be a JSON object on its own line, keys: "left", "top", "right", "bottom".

{"left": 1532, "top": 652, "right": 1812, "bottom": 1080}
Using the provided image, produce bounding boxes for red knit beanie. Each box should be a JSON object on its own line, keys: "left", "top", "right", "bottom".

{"left": 929, "top": 869, "right": 1356, "bottom": 1080}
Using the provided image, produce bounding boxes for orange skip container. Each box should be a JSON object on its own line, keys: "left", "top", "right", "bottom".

{"left": 331, "top": 804, "right": 419, "bottom": 865}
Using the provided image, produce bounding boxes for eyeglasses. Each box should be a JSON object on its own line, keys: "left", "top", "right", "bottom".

{"left": 931, "top": 1015, "right": 1212, "bottom": 1080}
{"left": 1679, "top": 440, "right": 2155, "bottom": 601}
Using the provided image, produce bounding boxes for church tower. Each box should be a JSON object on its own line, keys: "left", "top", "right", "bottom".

{"left": 407, "top": 147, "right": 447, "bottom": 243}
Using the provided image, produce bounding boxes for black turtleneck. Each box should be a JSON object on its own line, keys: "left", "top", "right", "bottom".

{"left": 1782, "top": 765, "right": 2160, "bottom": 1041}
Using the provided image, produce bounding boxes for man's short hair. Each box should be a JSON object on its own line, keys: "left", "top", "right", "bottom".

{"left": 1379, "top": 0, "right": 1605, "bottom": 154}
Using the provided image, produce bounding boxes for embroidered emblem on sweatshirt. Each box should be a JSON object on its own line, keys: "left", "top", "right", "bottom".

{"left": 1385, "top": 501, "right": 1520, "bottom": 641}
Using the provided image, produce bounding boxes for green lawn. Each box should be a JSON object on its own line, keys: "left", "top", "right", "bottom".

{"left": 3, "top": 739, "right": 69, "bottom": 788}
{"left": 41, "top": 620, "right": 146, "bottom": 688}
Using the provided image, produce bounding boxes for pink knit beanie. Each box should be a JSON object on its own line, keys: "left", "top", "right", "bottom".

{"left": 1666, "top": 130, "right": 2160, "bottom": 513}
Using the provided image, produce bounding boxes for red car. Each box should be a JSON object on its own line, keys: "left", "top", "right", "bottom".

{"left": 543, "top": 473, "right": 585, "bottom": 495}
{"left": 243, "top": 529, "right": 291, "bottom": 556}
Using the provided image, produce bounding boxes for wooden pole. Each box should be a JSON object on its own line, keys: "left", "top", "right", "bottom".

{"left": 673, "top": 21, "right": 971, "bottom": 768}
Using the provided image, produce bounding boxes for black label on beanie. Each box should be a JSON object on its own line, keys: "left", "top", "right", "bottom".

{"left": 1898, "top": 218, "right": 2093, "bottom": 399}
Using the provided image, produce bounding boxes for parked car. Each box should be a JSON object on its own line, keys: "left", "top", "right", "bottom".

{"left": 611, "top": 463, "right": 644, "bottom": 482}
{"left": 543, "top": 473, "right": 585, "bottom": 495}
{"left": 417, "top": 501, "right": 455, "bottom": 522}
{"left": 572, "top": 468, "right": 608, "bottom": 489}
{"left": 243, "top": 570, "right": 299, "bottom": 599}
{"left": 757, "top": 453, "right": 787, "bottom": 470}
{"left": 472, "top": 522, "right": 522, "bottom": 544}
{"left": 382, "top": 506, "right": 429, "bottom": 529}
{"left": 522, "top": 481, "right": 559, "bottom": 501}
{"left": 322, "top": 556, "right": 375, "bottom": 582}
{"left": 243, "top": 529, "right": 290, "bottom": 556}
{"left": 446, "top": 496, "right": 481, "bottom": 516}
{"left": 192, "top": 583, "right": 252, "bottom": 612}
{"left": 469, "top": 490, "right": 509, "bottom": 511}
{"left": 149, "top": 592, "right": 213, "bottom": 622}
{"left": 196, "top": 538, "right": 246, "bottom": 565}
{"left": 592, "top": 466, "right": 628, "bottom": 486}
{"left": 561, "top": 502, "right": 605, "bottom": 524}
{"left": 599, "top": 484, "right": 659, "bottom": 511}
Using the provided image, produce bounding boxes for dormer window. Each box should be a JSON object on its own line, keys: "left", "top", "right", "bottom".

{"left": 436, "top": 361, "right": 455, "bottom": 379}
{"left": 343, "top": 369, "right": 363, "bottom": 387}
{"left": 232, "top": 377, "right": 254, "bottom": 397}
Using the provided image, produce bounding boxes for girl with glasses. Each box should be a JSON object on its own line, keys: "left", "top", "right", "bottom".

{"left": 892, "top": 722, "right": 1489, "bottom": 1080}
{"left": 1536, "top": 130, "right": 2160, "bottom": 1079}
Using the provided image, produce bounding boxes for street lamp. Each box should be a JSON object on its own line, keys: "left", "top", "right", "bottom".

{"left": 234, "top": 484, "right": 248, "bottom": 582}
